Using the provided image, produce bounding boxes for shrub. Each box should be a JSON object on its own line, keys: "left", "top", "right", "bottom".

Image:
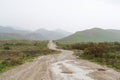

{"left": 4, "top": 46, "right": 10, "bottom": 50}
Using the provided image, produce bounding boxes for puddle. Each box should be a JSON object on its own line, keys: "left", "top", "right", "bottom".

{"left": 50, "top": 60, "right": 94, "bottom": 80}
{"left": 97, "top": 68, "right": 106, "bottom": 71}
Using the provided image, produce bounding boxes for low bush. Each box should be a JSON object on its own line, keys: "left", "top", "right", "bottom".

{"left": 57, "top": 42, "right": 120, "bottom": 71}
{"left": 3, "top": 46, "right": 10, "bottom": 50}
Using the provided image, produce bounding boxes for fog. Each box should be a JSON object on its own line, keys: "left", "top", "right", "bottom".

{"left": 0, "top": 0, "right": 120, "bottom": 32}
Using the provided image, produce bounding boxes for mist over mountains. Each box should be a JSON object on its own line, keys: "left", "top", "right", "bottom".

{"left": 0, "top": 26, "right": 71, "bottom": 40}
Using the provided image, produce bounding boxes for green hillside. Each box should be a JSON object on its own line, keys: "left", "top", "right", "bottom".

{"left": 0, "top": 33, "right": 26, "bottom": 40}
{"left": 59, "top": 28, "right": 120, "bottom": 42}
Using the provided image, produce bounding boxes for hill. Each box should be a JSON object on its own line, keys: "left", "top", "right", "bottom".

{"left": 0, "top": 26, "right": 70, "bottom": 40}
{"left": 0, "top": 33, "right": 26, "bottom": 40}
{"left": 25, "top": 33, "right": 46, "bottom": 40}
{"left": 59, "top": 28, "right": 120, "bottom": 42}
{"left": 0, "top": 26, "right": 30, "bottom": 34}
{"left": 35, "top": 28, "right": 71, "bottom": 40}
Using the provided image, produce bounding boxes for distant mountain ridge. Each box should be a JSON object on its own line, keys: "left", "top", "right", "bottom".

{"left": 36, "top": 28, "right": 71, "bottom": 40}
{"left": 60, "top": 28, "right": 120, "bottom": 42}
{"left": 0, "top": 26, "right": 71, "bottom": 40}
{"left": 0, "top": 26, "right": 30, "bottom": 34}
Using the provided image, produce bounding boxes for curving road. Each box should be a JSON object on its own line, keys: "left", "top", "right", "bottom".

{"left": 0, "top": 41, "right": 120, "bottom": 80}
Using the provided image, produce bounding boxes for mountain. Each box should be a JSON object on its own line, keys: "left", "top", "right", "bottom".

{"left": 0, "top": 33, "right": 26, "bottom": 40}
{"left": 0, "top": 26, "right": 30, "bottom": 34}
{"left": 54, "top": 29, "right": 71, "bottom": 36}
{"left": 0, "top": 26, "right": 70, "bottom": 40}
{"left": 0, "top": 26, "right": 45, "bottom": 40}
{"left": 35, "top": 28, "right": 71, "bottom": 40}
{"left": 25, "top": 33, "right": 46, "bottom": 40}
{"left": 59, "top": 28, "right": 120, "bottom": 42}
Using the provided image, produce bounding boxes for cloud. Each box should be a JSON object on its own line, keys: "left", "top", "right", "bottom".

{"left": 0, "top": 0, "right": 120, "bottom": 32}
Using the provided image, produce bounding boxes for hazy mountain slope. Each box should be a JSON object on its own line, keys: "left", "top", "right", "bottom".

{"left": 0, "top": 33, "right": 46, "bottom": 40}
{"left": 54, "top": 29, "right": 71, "bottom": 36}
{"left": 0, "top": 26, "right": 30, "bottom": 34}
{"left": 60, "top": 28, "right": 120, "bottom": 42}
{"left": 0, "top": 26, "right": 45, "bottom": 40}
{"left": 0, "top": 26, "right": 70, "bottom": 40}
{"left": 25, "top": 33, "right": 46, "bottom": 40}
{"left": 35, "top": 28, "right": 71, "bottom": 40}
{"left": 0, "top": 33, "right": 26, "bottom": 40}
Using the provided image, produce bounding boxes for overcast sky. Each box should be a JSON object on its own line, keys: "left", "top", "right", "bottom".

{"left": 0, "top": 0, "right": 120, "bottom": 32}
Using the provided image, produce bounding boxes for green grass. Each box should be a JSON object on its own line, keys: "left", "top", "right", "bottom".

{"left": 0, "top": 40, "right": 58, "bottom": 73}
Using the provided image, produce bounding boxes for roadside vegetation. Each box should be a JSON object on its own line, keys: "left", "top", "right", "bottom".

{"left": 0, "top": 40, "right": 57, "bottom": 73}
{"left": 56, "top": 42, "right": 120, "bottom": 71}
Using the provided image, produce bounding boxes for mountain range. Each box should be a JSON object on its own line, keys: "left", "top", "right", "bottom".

{"left": 59, "top": 28, "right": 120, "bottom": 42}
{"left": 1, "top": 26, "right": 120, "bottom": 42}
{"left": 0, "top": 26, "right": 71, "bottom": 40}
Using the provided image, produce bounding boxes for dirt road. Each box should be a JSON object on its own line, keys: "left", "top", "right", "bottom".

{"left": 0, "top": 41, "right": 120, "bottom": 80}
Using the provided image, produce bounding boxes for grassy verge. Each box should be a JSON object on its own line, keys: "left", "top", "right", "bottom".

{"left": 74, "top": 50, "right": 120, "bottom": 72}
{"left": 0, "top": 40, "right": 58, "bottom": 73}
{"left": 56, "top": 41, "right": 120, "bottom": 71}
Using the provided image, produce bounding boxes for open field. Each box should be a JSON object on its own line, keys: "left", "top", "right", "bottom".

{"left": 0, "top": 40, "right": 57, "bottom": 73}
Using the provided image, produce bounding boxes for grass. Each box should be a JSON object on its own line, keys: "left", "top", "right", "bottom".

{"left": 0, "top": 40, "right": 58, "bottom": 73}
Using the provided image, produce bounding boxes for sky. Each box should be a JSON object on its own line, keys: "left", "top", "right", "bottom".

{"left": 0, "top": 0, "right": 120, "bottom": 32}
